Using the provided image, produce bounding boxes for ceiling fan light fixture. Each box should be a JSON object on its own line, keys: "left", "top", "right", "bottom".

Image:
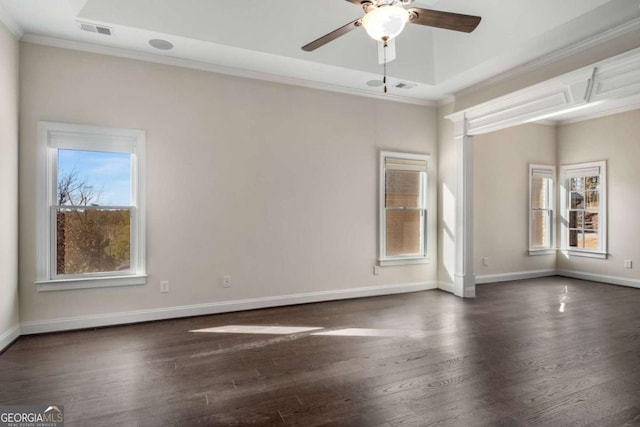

{"left": 361, "top": 5, "right": 409, "bottom": 41}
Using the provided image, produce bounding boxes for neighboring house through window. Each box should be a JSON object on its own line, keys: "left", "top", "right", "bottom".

{"left": 529, "top": 164, "right": 555, "bottom": 255}
{"left": 37, "top": 122, "right": 146, "bottom": 290}
{"left": 560, "top": 161, "right": 607, "bottom": 258}
{"left": 379, "top": 151, "right": 429, "bottom": 266}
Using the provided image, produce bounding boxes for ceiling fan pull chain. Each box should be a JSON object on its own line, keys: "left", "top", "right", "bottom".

{"left": 383, "top": 37, "right": 388, "bottom": 93}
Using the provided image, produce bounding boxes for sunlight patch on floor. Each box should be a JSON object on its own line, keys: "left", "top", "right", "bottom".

{"left": 190, "top": 325, "right": 323, "bottom": 335}
{"left": 190, "top": 325, "right": 428, "bottom": 338}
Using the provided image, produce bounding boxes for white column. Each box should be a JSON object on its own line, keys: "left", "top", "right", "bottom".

{"left": 453, "top": 117, "right": 475, "bottom": 298}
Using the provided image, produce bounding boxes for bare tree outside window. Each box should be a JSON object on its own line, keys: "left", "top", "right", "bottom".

{"left": 56, "top": 167, "right": 131, "bottom": 275}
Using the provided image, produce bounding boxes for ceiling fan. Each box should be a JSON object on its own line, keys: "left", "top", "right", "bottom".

{"left": 302, "top": 0, "right": 481, "bottom": 51}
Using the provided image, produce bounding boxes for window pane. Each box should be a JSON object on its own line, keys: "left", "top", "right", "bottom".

{"left": 584, "top": 231, "right": 599, "bottom": 250}
{"left": 585, "top": 176, "right": 599, "bottom": 190}
{"left": 385, "top": 170, "right": 423, "bottom": 208}
{"left": 386, "top": 210, "right": 423, "bottom": 256}
{"left": 531, "top": 210, "right": 549, "bottom": 248}
{"left": 569, "top": 211, "right": 583, "bottom": 229}
{"left": 531, "top": 177, "right": 549, "bottom": 210}
{"left": 570, "top": 192, "right": 584, "bottom": 209}
{"left": 585, "top": 211, "right": 598, "bottom": 230}
{"left": 58, "top": 150, "right": 131, "bottom": 206}
{"left": 586, "top": 191, "right": 599, "bottom": 209}
{"left": 570, "top": 177, "right": 584, "bottom": 191}
{"left": 56, "top": 208, "right": 131, "bottom": 275}
{"left": 569, "top": 230, "right": 583, "bottom": 248}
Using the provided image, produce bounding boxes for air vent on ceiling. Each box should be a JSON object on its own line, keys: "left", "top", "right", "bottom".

{"left": 77, "top": 21, "right": 113, "bottom": 36}
{"left": 394, "top": 82, "right": 416, "bottom": 90}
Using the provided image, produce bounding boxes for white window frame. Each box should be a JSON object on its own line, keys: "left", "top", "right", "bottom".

{"left": 528, "top": 164, "right": 556, "bottom": 256}
{"left": 379, "top": 151, "right": 431, "bottom": 266}
{"left": 36, "top": 121, "right": 147, "bottom": 291}
{"left": 559, "top": 160, "right": 607, "bottom": 259}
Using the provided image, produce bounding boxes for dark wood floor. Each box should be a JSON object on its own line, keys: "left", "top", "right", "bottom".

{"left": 1, "top": 277, "right": 640, "bottom": 426}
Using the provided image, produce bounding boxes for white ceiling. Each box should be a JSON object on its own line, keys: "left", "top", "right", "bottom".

{"left": 1, "top": 0, "right": 640, "bottom": 104}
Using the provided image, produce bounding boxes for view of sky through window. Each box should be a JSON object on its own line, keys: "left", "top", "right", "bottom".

{"left": 58, "top": 149, "right": 131, "bottom": 206}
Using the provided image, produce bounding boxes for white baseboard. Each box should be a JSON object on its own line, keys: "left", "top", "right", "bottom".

{"left": 557, "top": 269, "right": 640, "bottom": 289}
{"left": 20, "top": 281, "right": 438, "bottom": 335}
{"left": 476, "top": 269, "right": 557, "bottom": 284}
{"left": 437, "top": 281, "right": 455, "bottom": 294}
{"left": 0, "top": 324, "right": 20, "bottom": 353}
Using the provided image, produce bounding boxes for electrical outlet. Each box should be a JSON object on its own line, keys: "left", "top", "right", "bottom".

{"left": 482, "top": 257, "right": 489, "bottom": 267}
{"left": 624, "top": 259, "right": 632, "bottom": 269}
{"left": 373, "top": 265, "right": 380, "bottom": 275}
{"left": 160, "top": 281, "right": 169, "bottom": 293}
{"left": 223, "top": 276, "right": 232, "bottom": 288}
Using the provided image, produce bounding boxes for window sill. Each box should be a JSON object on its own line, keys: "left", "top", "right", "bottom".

{"left": 36, "top": 274, "right": 147, "bottom": 292}
{"left": 528, "top": 249, "right": 556, "bottom": 256}
{"left": 379, "top": 258, "right": 431, "bottom": 267}
{"left": 561, "top": 250, "right": 608, "bottom": 260}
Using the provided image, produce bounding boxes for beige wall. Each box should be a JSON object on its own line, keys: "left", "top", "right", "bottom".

{"left": 473, "top": 123, "right": 557, "bottom": 277}
{"left": 557, "top": 110, "right": 640, "bottom": 280}
{"left": 18, "top": 43, "right": 438, "bottom": 324}
{"left": 0, "top": 23, "right": 19, "bottom": 344}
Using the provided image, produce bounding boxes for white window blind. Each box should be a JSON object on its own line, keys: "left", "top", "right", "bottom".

{"left": 48, "top": 131, "right": 137, "bottom": 153}
{"left": 564, "top": 166, "right": 600, "bottom": 178}
{"left": 531, "top": 167, "right": 554, "bottom": 178}
{"left": 385, "top": 157, "right": 428, "bottom": 172}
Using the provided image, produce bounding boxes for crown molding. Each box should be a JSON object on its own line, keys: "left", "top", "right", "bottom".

{"left": 20, "top": 34, "right": 437, "bottom": 108}
{"left": 0, "top": 4, "right": 23, "bottom": 39}
{"left": 437, "top": 95, "right": 455, "bottom": 107}
{"left": 456, "top": 17, "right": 640, "bottom": 100}
{"left": 447, "top": 44, "right": 640, "bottom": 135}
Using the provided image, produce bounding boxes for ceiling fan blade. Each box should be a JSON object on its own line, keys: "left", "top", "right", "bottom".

{"left": 407, "top": 8, "right": 481, "bottom": 33}
{"left": 302, "top": 19, "right": 361, "bottom": 51}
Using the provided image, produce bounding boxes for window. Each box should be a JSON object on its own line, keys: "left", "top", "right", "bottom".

{"left": 37, "top": 122, "right": 146, "bottom": 290}
{"left": 379, "top": 151, "right": 429, "bottom": 265}
{"left": 560, "top": 161, "right": 607, "bottom": 258}
{"left": 529, "top": 165, "right": 555, "bottom": 255}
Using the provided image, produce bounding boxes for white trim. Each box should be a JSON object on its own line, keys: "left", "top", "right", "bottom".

{"left": 559, "top": 160, "right": 607, "bottom": 256}
{"left": 20, "top": 35, "right": 435, "bottom": 107}
{"left": 20, "top": 281, "right": 438, "bottom": 335}
{"left": 529, "top": 164, "right": 556, "bottom": 253}
{"left": 448, "top": 48, "right": 640, "bottom": 136}
{"left": 0, "top": 324, "right": 20, "bottom": 353}
{"left": 474, "top": 269, "right": 640, "bottom": 290}
{"left": 448, "top": 82, "right": 576, "bottom": 135}
{"left": 455, "top": 17, "right": 640, "bottom": 101}
{"left": 36, "top": 274, "right": 148, "bottom": 292}
{"left": 379, "top": 257, "right": 431, "bottom": 267}
{"left": 561, "top": 250, "right": 608, "bottom": 260}
{"left": 379, "top": 151, "right": 432, "bottom": 263}
{"left": 476, "top": 269, "right": 557, "bottom": 285}
{"left": 37, "top": 121, "right": 146, "bottom": 288}
{"left": 558, "top": 102, "right": 640, "bottom": 125}
{"left": 558, "top": 269, "right": 640, "bottom": 289}
{"left": 528, "top": 249, "right": 556, "bottom": 256}
{"left": 0, "top": 5, "right": 24, "bottom": 39}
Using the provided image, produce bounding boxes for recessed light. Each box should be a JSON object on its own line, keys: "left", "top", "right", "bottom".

{"left": 366, "top": 79, "right": 384, "bottom": 87}
{"left": 149, "top": 39, "right": 174, "bottom": 50}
